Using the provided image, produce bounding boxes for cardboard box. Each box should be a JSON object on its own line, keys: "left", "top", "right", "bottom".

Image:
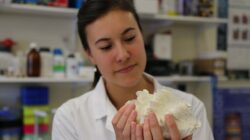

{"left": 194, "top": 58, "right": 226, "bottom": 76}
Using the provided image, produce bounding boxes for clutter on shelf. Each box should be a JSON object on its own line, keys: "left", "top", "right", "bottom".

{"left": 11, "top": 0, "right": 85, "bottom": 9}
{"left": 0, "top": 40, "right": 95, "bottom": 80}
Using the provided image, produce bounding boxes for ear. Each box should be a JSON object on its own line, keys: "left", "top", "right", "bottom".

{"left": 86, "top": 49, "right": 96, "bottom": 65}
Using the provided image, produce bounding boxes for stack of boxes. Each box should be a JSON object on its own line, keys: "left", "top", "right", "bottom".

{"left": 21, "top": 86, "right": 50, "bottom": 140}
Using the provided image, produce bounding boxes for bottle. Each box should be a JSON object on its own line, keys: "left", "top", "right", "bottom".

{"left": 160, "top": 0, "right": 178, "bottom": 15}
{"left": 16, "top": 51, "right": 26, "bottom": 77}
{"left": 53, "top": 48, "right": 65, "bottom": 78}
{"left": 39, "top": 47, "right": 53, "bottom": 77}
{"left": 224, "top": 112, "right": 242, "bottom": 140}
{"left": 66, "top": 54, "right": 78, "bottom": 78}
{"left": 75, "top": 52, "right": 85, "bottom": 75}
{"left": 26, "top": 42, "right": 41, "bottom": 77}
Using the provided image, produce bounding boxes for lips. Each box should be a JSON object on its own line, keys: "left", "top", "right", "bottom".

{"left": 115, "top": 64, "right": 137, "bottom": 73}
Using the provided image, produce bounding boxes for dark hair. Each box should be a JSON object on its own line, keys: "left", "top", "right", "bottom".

{"left": 77, "top": 0, "right": 143, "bottom": 88}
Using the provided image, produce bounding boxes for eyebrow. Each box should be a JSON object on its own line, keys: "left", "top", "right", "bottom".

{"left": 94, "top": 27, "right": 136, "bottom": 45}
{"left": 122, "top": 27, "right": 135, "bottom": 36}
{"left": 95, "top": 38, "right": 110, "bottom": 45}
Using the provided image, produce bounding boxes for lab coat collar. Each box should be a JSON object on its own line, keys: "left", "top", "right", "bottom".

{"left": 91, "top": 77, "right": 117, "bottom": 133}
{"left": 144, "top": 73, "right": 162, "bottom": 93}
{"left": 92, "top": 77, "right": 114, "bottom": 120}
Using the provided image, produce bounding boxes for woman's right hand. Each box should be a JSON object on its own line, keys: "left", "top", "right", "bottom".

{"left": 112, "top": 103, "right": 138, "bottom": 140}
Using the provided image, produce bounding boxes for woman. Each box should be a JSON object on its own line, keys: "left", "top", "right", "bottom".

{"left": 52, "top": 0, "right": 214, "bottom": 140}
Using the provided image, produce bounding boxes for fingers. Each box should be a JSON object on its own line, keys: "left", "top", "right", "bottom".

{"left": 183, "top": 135, "right": 192, "bottom": 140}
{"left": 112, "top": 103, "right": 136, "bottom": 139}
{"left": 112, "top": 104, "right": 127, "bottom": 139}
{"left": 165, "top": 114, "right": 181, "bottom": 140}
{"left": 143, "top": 116, "right": 152, "bottom": 140}
{"left": 113, "top": 105, "right": 184, "bottom": 140}
{"left": 131, "top": 121, "right": 136, "bottom": 140}
{"left": 131, "top": 122, "right": 145, "bottom": 140}
{"left": 112, "top": 104, "right": 127, "bottom": 125}
{"left": 136, "top": 124, "right": 143, "bottom": 140}
{"left": 142, "top": 112, "right": 165, "bottom": 140}
{"left": 116, "top": 104, "right": 135, "bottom": 129}
{"left": 123, "top": 110, "right": 137, "bottom": 138}
{"left": 148, "top": 112, "right": 164, "bottom": 140}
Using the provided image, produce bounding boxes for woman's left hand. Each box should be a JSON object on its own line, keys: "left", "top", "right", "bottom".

{"left": 165, "top": 114, "right": 192, "bottom": 140}
{"left": 136, "top": 112, "right": 192, "bottom": 140}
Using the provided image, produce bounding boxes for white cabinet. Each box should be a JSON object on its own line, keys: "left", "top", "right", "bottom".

{"left": 0, "top": 4, "right": 88, "bottom": 108}
{"left": 0, "top": 3, "right": 77, "bottom": 17}
{"left": 0, "top": 4, "right": 78, "bottom": 53}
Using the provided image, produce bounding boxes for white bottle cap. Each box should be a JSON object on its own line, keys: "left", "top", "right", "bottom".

{"left": 30, "top": 42, "right": 37, "bottom": 49}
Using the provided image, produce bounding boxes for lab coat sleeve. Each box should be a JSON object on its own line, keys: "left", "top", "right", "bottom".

{"left": 192, "top": 101, "right": 214, "bottom": 140}
{"left": 52, "top": 104, "right": 78, "bottom": 140}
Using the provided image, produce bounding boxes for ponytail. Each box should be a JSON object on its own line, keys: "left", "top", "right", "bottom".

{"left": 92, "top": 66, "right": 101, "bottom": 88}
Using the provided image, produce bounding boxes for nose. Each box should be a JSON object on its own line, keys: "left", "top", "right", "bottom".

{"left": 116, "top": 43, "right": 130, "bottom": 63}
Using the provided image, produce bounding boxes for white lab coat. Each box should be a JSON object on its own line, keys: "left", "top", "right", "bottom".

{"left": 52, "top": 74, "right": 214, "bottom": 140}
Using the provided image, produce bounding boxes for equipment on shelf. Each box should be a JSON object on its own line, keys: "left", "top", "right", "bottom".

{"left": 145, "top": 59, "right": 174, "bottom": 76}
{"left": 27, "top": 42, "right": 41, "bottom": 77}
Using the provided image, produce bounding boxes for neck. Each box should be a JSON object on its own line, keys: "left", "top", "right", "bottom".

{"left": 105, "top": 75, "right": 154, "bottom": 109}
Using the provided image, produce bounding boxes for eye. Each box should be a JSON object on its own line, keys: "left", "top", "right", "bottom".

{"left": 100, "top": 45, "right": 112, "bottom": 51}
{"left": 124, "top": 36, "right": 135, "bottom": 42}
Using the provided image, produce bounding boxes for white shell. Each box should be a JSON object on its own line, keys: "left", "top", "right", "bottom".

{"left": 133, "top": 89, "right": 201, "bottom": 139}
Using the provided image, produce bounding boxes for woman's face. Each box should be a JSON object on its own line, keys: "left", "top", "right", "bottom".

{"left": 85, "top": 9, "right": 146, "bottom": 88}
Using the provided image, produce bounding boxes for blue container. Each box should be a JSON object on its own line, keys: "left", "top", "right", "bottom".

{"left": 0, "top": 107, "right": 21, "bottom": 140}
{"left": 21, "top": 86, "right": 49, "bottom": 105}
{"left": 213, "top": 88, "right": 250, "bottom": 140}
{"left": 0, "top": 128, "right": 21, "bottom": 140}
{"left": 69, "top": 0, "right": 85, "bottom": 9}
{"left": 24, "top": 0, "right": 38, "bottom": 4}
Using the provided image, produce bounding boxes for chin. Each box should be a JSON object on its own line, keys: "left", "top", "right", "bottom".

{"left": 118, "top": 74, "right": 143, "bottom": 88}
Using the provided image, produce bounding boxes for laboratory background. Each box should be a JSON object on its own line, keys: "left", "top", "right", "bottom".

{"left": 0, "top": 0, "right": 249, "bottom": 140}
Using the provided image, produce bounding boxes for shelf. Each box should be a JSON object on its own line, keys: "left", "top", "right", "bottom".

{"left": 140, "top": 14, "right": 228, "bottom": 25}
{"left": 0, "top": 4, "right": 78, "bottom": 18}
{"left": 0, "top": 76, "right": 211, "bottom": 84}
{"left": 0, "top": 4, "right": 228, "bottom": 24}
{"left": 218, "top": 79, "right": 250, "bottom": 88}
{"left": 155, "top": 75, "right": 211, "bottom": 83}
{"left": 0, "top": 77, "right": 92, "bottom": 84}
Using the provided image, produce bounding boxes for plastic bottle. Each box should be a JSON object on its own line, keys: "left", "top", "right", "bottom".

{"left": 53, "top": 48, "right": 65, "bottom": 78}
{"left": 66, "top": 54, "right": 78, "bottom": 78}
{"left": 39, "top": 47, "right": 53, "bottom": 77}
{"left": 16, "top": 51, "right": 26, "bottom": 77}
{"left": 160, "top": 0, "right": 178, "bottom": 15}
{"left": 26, "top": 42, "right": 41, "bottom": 77}
{"left": 75, "top": 52, "right": 85, "bottom": 75}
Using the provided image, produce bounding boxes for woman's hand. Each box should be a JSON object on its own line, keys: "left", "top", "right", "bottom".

{"left": 165, "top": 114, "right": 192, "bottom": 140}
{"left": 138, "top": 112, "right": 192, "bottom": 140}
{"left": 112, "top": 103, "right": 137, "bottom": 140}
